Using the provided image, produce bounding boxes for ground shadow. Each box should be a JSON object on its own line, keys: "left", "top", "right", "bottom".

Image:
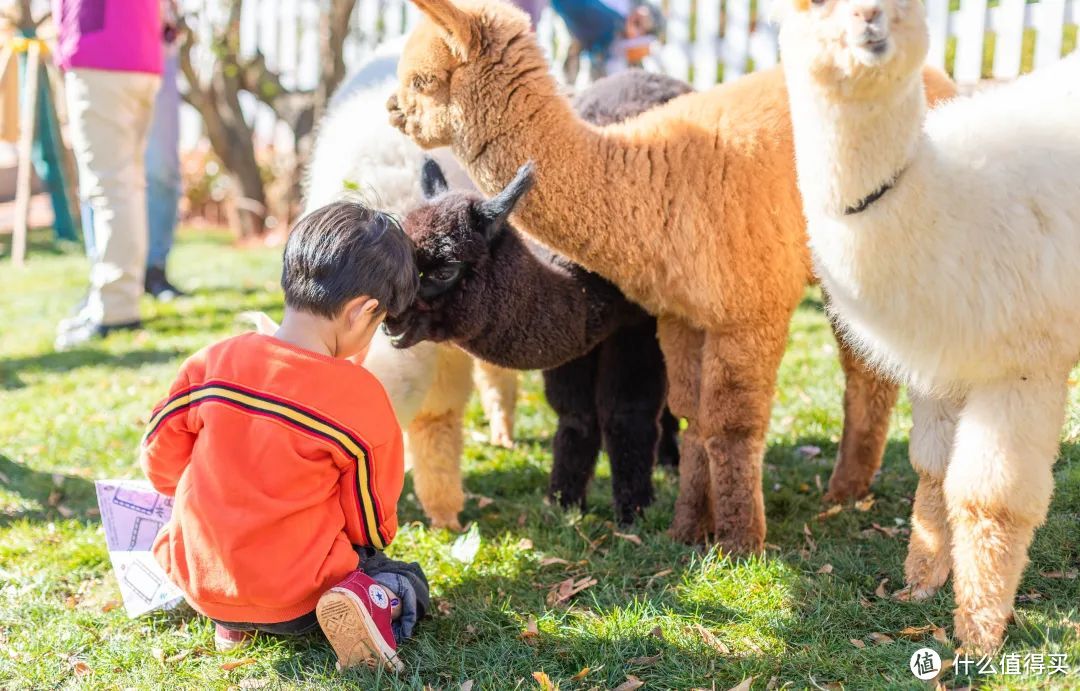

{"left": 0, "top": 346, "right": 186, "bottom": 390}
{"left": 0, "top": 453, "right": 99, "bottom": 526}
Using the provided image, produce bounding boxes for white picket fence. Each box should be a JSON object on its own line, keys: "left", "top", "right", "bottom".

{"left": 205, "top": 0, "right": 1080, "bottom": 83}
{"left": 180, "top": 0, "right": 1078, "bottom": 144}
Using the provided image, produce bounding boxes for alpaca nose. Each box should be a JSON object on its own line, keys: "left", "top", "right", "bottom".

{"left": 853, "top": 4, "right": 882, "bottom": 23}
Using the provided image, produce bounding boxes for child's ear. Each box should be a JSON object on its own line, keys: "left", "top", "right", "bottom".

{"left": 346, "top": 297, "right": 381, "bottom": 326}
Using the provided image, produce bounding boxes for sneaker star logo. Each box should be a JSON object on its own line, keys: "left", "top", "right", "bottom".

{"left": 369, "top": 584, "right": 389, "bottom": 609}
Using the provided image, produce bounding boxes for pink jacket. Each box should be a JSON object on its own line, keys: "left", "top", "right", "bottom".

{"left": 52, "top": 0, "right": 162, "bottom": 75}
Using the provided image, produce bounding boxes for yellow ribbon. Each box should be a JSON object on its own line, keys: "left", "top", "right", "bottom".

{"left": 8, "top": 36, "right": 50, "bottom": 56}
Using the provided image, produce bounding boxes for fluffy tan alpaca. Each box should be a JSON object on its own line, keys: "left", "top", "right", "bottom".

{"left": 777, "top": 0, "right": 1080, "bottom": 650}
{"left": 387, "top": 0, "right": 956, "bottom": 552}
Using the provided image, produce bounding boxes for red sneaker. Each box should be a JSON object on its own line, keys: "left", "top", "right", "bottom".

{"left": 316, "top": 570, "right": 402, "bottom": 672}
{"left": 214, "top": 624, "right": 254, "bottom": 652}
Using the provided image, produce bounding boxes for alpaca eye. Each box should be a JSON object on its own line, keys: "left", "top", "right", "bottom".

{"left": 411, "top": 74, "right": 435, "bottom": 92}
{"left": 428, "top": 263, "right": 465, "bottom": 283}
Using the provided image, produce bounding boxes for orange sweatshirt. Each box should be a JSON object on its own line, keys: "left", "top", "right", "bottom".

{"left": 141, "top": 332, "right": 404, "bottom": 624}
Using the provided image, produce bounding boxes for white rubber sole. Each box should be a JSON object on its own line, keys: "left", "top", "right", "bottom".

{"left": 316, "top": 588, "right": 403, "bottom": 673}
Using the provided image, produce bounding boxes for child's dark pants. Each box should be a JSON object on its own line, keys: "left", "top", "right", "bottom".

{"left": 213, "top": 547, "right": 430, "bottom": 641}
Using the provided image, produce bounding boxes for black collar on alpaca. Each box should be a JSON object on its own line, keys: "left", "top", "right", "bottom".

{"left": 844, "top": 165, "right": 907, "bottom": 216}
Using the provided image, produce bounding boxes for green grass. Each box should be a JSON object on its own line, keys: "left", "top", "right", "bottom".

{"left": 1, "top": 228, "right": 1078, "bottom": 690}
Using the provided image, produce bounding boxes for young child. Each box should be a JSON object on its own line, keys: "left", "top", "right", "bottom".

{"left": 140, "top": 201, "right": 426, "bottom": 672}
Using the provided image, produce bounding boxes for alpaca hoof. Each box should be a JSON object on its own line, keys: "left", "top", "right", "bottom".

{"left": 903, "top": 550, "right": 951, "bottom": 601}
{"left": 428, "top": 513, "right": 463, "bottom": 532}
{"left": 488, "top": 430, "right": 514, "bottom": 449}
{"left": 822, "top": 479, "right": 871, "bottom": 504}
{"left": 667, "top": 521, "right": 705, "bottom": 545}
{"left": 953, "top": 609, "right": 1007, "bottom": 655}
{"left": 714, "top": 534, "right": 764, "bottom": 557}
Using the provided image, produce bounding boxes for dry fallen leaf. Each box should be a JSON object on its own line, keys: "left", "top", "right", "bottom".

{"left": 546, "top": 576, "right": 597, "bottom": 606}
{"left": 1018, "top": 590, "right": 1043, "bottom": 603}
{"left": 437, "top": 600, "right": 453, "bottom": 616}
{"left": 875, "top": 578, "right": 889, "bottom": 598}
{"left": 614, "top": 532, "right": 643, "bottom": 546}
{"left": 890, "top": 585, "right": 913, "bottom": 602}
{"left": 727, "top": 677, "right": 754, "bottom": 691}
{"left": 803, "top": 523, "right": 817, "bottom": 552}
{"left": 816, "top": 505, "right": 843, "bottom": 521}
{"left": 817, "top": 563, "right": 834, "bottom": 575}
{"left": 741, "top": 638, "right": 763, "bottom": 654}
{"left": 859, "top": 596, "right": 873, "bottom": 608}
{"left": 570, "top": 667, "right": 590, "bottom": 682}
{"left": 516, "top": 538, "right": 534, "bottom": 551}
{"left": 64, "top": 595, "right": 77, "bottom": 609}
{"left": 1041, "top": 570, "right": 1079, "bottom": 580}
{"left": 896, "top": 624, "right": 935, "bottom": 640}
{"left": 166, "top": 649, "right": 193, "bottom": 664}
{"left": 238, "top": 680, "right": 270, "bottom": 689}
{"left": 765, "top": 677, "right": 779, "bottom": 690}
{"left": 57, "top": 504, "right": 75, "bottom": 518}
{"left": 72, "top": 661, "right": 91, "bottom": 676}
{"left": 871, "top": 522, "right": 900, "bottom": 538}
{"left": 220, "top": 658, "right": 256, "bottom": 672}
{"left": 693, "top": 624, "right": 730, "bottom": 655}
{"left": 867, "top": 632, "right": 895, "bottom": 645}
{"left": 613, "top": 675, "right": 645, "bottom": 691}
{"left": 151, "top": 647, "right": 165, "bottom": 664}
{"left": 646, "top": 569, "right": 673, "bottom": 587}
{"left": 850, "top": 638, "right": 866, "bottom": 649}
{"left": 460, "top": 680, "right": 475, "bottom": 691}
{"left": 532, "top": 671, "right": 555, "bottom": 690}
{"left": 649, "top": 626, "right": 664, "bottom": 640}
{"left": 521, "top": 615, "right": 540, "bottom": 642}
{"left": 855, "top": 495, "right": 876, "bottom": 512}
{"left": 540, "top": 557, "right": 570, "bottom": 567}
{"left": 626, "top": 653, "right": 662, "bottom": 666}
{"left": 797, "top": 445, "right": 821, "bottom": 459}
{"left": 932, "top": 627, "right": 949, "bottom": 645}
{"left": 101, "top": 600, "right": 120, "bottom": 613}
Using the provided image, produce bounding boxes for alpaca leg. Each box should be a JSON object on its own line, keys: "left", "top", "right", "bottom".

{"left": 657, "top": 407, "right": 681, "bottom": 470}
{"left": 407, "top": 345, "right": 475, "bottom": 531}
{"left": 824, "top": 334, "right": 899, "bottom": 502}
{"left": 543, "top": 351, "right": 602, "bottom": 510}
{"left": 903, "top": 391, "right": 961, "bottom": 601}
{"left": 657, "top": 316, "right": 709, "bottom": 542}
{"left": 945, "top": 375, "right": 1068, "bottom": 652}
{"left": 596, "top": 322, "right": 666, "bottom": 524}
{"left": 473, "top": 358, "right": 518, "bottom": 448}
{"left": 696, "top": 326, "right": 787, "bottom": 554}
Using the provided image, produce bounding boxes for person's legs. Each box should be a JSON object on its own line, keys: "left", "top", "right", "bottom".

{"left": 144, "top": 47, "right": 186, "bottom": 298}
{"left": 59, "top": 68, "right": 159, "bottom": 346}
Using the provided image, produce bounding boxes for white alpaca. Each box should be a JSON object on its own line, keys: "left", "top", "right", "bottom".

{"left": 304, "top": 46, "right": 519, "bottom": 530}
{"left": 778, "top": 0, "right": 1080, "bottom": 651}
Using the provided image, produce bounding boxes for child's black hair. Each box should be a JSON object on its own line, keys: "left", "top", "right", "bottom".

{"left": 281, "top": 201, "right": 419, "bottom": 319}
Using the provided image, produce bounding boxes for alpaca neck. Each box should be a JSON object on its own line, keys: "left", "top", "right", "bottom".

{"left": 786, "top": 71, "right": 925, "bottom": 217}
{"left": 458, "top": 231, "right": 626, "bottom": 370}
{"left": 450, "top": 46, "right": 616, "bottom": 270}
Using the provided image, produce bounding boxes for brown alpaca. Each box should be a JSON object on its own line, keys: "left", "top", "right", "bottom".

{"left": 388, "top": 0, "right": 957, "bottom": 552}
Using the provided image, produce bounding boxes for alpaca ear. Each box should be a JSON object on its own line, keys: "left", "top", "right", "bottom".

{"left": 410, "top": 0, "right": 479, "bottom": 60}
{"left": 480, "top": 162, "right": 535, "bottom": 236}
{"left": 421, "top": 157, "right": 449, "bottom": 199}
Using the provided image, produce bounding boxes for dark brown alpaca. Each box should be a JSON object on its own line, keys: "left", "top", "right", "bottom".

{"left": 386, "top": 70, "right": 692, "bottom": 523}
